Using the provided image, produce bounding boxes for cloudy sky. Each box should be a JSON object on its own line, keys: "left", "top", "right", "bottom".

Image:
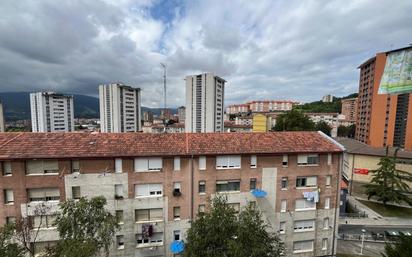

{"left": 0, "top": 0, "right": 411, "bottom": 107}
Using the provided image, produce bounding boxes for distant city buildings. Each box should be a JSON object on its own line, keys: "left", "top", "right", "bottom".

{"left": 226, "top": 100, "right": 298, "bottom": 115}
{"left": 160, "top": 108, "right": 173, "bottom": 121}
{"left": 185, "top": 73, "right": 225, "bottom": 132}
{"left": 341, "top": 98, "right": 358, "bottom": 122}
{"left": 322, "top": 94, "right": 334, "bottom": 103}
{"left": 355, "top": 46, "right": 412, "bottom": 150}
{"left": 177, "top": 106, "right": 185, "bottom": 123}
{"left": 0, "top": 101, "right": 4, "bottom": 132}
{"left": 99, "top": 83, "right": 141, "bottom": 133}
{"left": 143, "top": 111, "right": 153, "bottom": 122}
{"left": 30, "top": 92, "right": 74, "bottom": 132}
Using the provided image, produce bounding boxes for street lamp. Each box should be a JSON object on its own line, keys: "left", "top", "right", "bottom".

{"left": 360, "top": 228, "right": 366, "bottom": 255}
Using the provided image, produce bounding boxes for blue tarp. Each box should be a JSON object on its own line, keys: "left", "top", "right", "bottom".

{"left": 170, "top": 240, "right": 185, "bottom": 254}
{"left": 251, "top": 189, "right": 267, "bottom": 198}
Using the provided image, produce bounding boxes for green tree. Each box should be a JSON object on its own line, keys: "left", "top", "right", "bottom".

{"left": 337, "top": 124, "right": 356, "bottom": 138}
{"left": 47, "top": 196, "right": 119, "bottom": 257}
{"left": 0, "top": 224, "right": 25, "bottom": 257}
{"left": 274, "top": 109, "right": 315, "bottom": 131}
{"left": 364, "top": 149, "right": 412, "bottom": 206}
{"left": 315, "top": 121, "right": 332, "bottom": 136}
{"left": 184, "top": 196, "right": 283, "bottom": 257}
{"left": 383, "top": 234, "right": 412, "bottom": 257}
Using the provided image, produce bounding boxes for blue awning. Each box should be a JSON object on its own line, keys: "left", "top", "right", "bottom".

{"left": 251, "top": 189, "right": 267, "bottom": 198}
{"left": 170, "top": 240, "right": 185, "bottom": 254}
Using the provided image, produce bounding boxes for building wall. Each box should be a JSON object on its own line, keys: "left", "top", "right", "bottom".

{"left": 341, "top": 98, "right": 358, "bottom": 122}
{"left": 0, "top": 102, "right": 4, "bottom": 132}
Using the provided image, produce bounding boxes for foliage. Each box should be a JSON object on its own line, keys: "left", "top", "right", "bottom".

{"left": 383, "top": 235, "right": 412, "bottom": 257}
{"left": 0, "top": 224, "right": 25, "bottom": 257}
{"left": 294, "top": 100, "right": 341, "bottom": 113}
{"left": 273, "top": 109, "right": 315, "bottom": 131}
{"left": 47, "top": 196, "right": 119, "bottom": 257}
{"left": 315, "top": 121, "right": 332, "bottom": 136}
{"left": 364, "top": 149, "right": 412, "bottom": 206}
{"left": 337, "top": 124, "right": 356, "bottom": 138}
{"left": 184, "top": 196, "right": 283, "bottom": 257}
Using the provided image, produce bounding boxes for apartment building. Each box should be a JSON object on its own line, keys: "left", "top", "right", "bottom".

{"left": 177, "top": 106, "right": 185, "bottom": 123}
{"left": 248, "top": 100, "right": 297, "bottom": 112}
{"left": 341, "top": 98, "right": 358, "bottom": 122}
{"left": 185, "top": 73, "right": 225, "bottom": 132}
{"left": 355, "top": 46, "right": 412, "bottom": 150}
{"left": 30, "top": 92, "right": 74, "bottom": 132}
{"left": 0, "top": 132, "right": 343, "bottom": 257}
{"left": 99, "top": 83, "right": 142, "bottom": 133}
{"left": 0, "top": 101, "right": 4, "bottom": 132}
{"left": 226, "top": 104, "right": 250, "bottom": 115}
{"left": 322, "top": 95, "right": 334, "bottom": 103}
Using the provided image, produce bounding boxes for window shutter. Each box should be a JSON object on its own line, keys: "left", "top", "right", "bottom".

{"left": 135, "top": 158, "right": 148, "bottom": 172}
{"left": 3, "top": 162, "right": 12, "bottom": 174}
{"left": 230, "top": 156, "right": 241, "bottom": 168}
{"left": 216, "top": 156, "right": 225, "bottom": 168}
{"left": 115, "top": 158, "right": 122, "bottom": 173}
{"left": 115, "top": 184, "right": 123, "bottom": 196}
{"left": 199, "top": 156, "right": 206, "bottom": 170}
{"left": 295, "top": 199, "right": 305, "bottom": 210}
{"left": 150, "top": 208, "right": 163, "bottom": 220}
{"left": 43, "top": 160, "right": 58, "bottom": 171}
{"left": 28, "top": 188, "right": 44, "bottom": 199}
{"left": 150, "top": 184, "right": 163, "bottom": 194}
{"left": 306, "top": 176, "right": 317, "bottom": 186}
{"left": 45, "top": 188, "right": 60, "bottom": 199}
{"left": 148, "top": 158, "right": 162, "bottom": 170}
{"left": 297, "top": 155, "right": 307, "bottom": 164}
{"left": 26, "top": 161, "right": 44, "bottom": 174}
{"left": 174, "top": 157, "right": 181, "bottom": 171}
{"left": 135, "top": 184, "right": 148, "bottom": 197}
{"left": 250, "top": 155, "right": 257, "bottom": 167}
{"left": 5, "top": 190, "right": 14, "bottom": 202}
{"left": 72, "top": 160, "right": 80, "bottom": 171}
{"left": 327, "top": 154, "right": 332, "bottom": 165}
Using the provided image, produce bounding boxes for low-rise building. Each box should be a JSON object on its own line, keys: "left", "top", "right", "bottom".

{"left": 224, "top": 121, "right": 252, "bottom": 132}
{"left": 0, "top": 132, "right": 343, "bottom": 257}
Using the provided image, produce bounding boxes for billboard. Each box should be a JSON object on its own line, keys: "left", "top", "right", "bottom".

{"left": 378, "top": 48, "right": 412, "bottom": 95}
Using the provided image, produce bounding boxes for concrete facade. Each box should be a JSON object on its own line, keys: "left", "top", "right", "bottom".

{"left": 0, "top": 102, "right": 4, "bottom": 132}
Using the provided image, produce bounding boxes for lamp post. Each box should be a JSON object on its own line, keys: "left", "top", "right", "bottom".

{"left": 360, "top": 229, "right": 366, "bottom": 255}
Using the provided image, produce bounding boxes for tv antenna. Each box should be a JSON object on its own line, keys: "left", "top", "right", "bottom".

{"left": 160, "top": 63, "right": 167, "bottom": 129}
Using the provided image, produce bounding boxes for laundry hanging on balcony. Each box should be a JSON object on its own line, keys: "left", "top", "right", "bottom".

{"left": 251, "top": 189, "right": 267, "bottom": 198}
{"left": 170, "top": 240, "right": 185, "bottom": 254}
{"left": 303, "top": 190, "right": 319, "bottom": 203}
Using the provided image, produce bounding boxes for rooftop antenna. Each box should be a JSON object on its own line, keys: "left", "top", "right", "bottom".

{"left": 160, "top": 63, "right": 167, "bottom": 131}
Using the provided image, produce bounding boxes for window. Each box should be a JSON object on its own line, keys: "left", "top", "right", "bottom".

{"left": 4, "top": 189, "right": 14, "bottom": 204}
{"left": 326, "top": 175, "right": 332, "bottom": 187}
{"left": 297, "top": 154, "right": 319, "bottom": 166}
{"left": 295, "top": 199, "right": 316, "bottom": 211}
{"left": 115, "top": 184, "right": 124, "bottom": 199}
{"left": 282, "top": 155, "right": 288, "bottom": 166}
{"left": 116, "top": 235, "right": 124, "bottom": 249}
{"left": 173, "top": 207, "right": 181, "bottom": 220}
{"left": 216, "top": 180, "right": 240, "bottom": 192}
{"left": 72, "top": 186, "right": 81, "bottom": 199}
{"left": 198, "top": 204, "right": 205, "bottom": 214}
{"left": 136, "top": 232, "right": 163, "bottom": 246}
{"left": 135, "top": 184, "right": 163, "bottom": 197}
{"left": 294, "top": 220, "right": 315, "bottom": 232}
{"left": 174, "top": 157, "right": 181, "bottom": 171}
{"left": 322, "top": 238, "right": 328, "bottom": 250}
{"left": 174, "top": 230, "right": 181, "bottom": 241}
{"left": 2, "top": 161, "right": 12, "bottom": 176}
{"left": 32, "top": 215, "right": 57, "bottom": 229}
{"left": 323, "top": 218, "right": 329, "bottom": 229}
{"left": 216, "top": 155, "right": 241, "bottom": 169}
{"left": 115, "top": 158, "right": 122, "bottom": 173}
{"left": 116, "top": 210, "right": 124, "bottom": 224}
{"left": 6, "top": 216, "right": 16, "bottom": 225}
{"left": 293, "top": 240, "right": 314, "bottom": 253}
{"left": 281, "top": 177, "right": 288, "bottom": 189}
{"left": 327, "top": 153, "right": 332, "bottom": 165}
{"left": 134, "top": 158, "right": 162, "bottom": 172}
{"left": 26, "top": 160, "right": 59, "bottom": 175}
{"left": 279, "top": 222, "right": 286, "bottom": 234}
{"left": 250, "top": 155, "right": 257, "bottom": 168}
{"left": 325, "top": 197, "right": 330, "bottom": 209}
{"left": 199, "top": 156, "right": 206, "bottom": 170}
{"left": 28, "top": 188, "right": 60, "bottom": 202}
{"left": 280, "top": 200, "right": 287, "bottom": 212}
{"left": 135, "top": 208, "right": 163, "bottom": 222}
{"left": 71, "top": 160, "right": 80, "bottom": 173}
{"left": 228, "top": 203, "right": 240, "bottom": 213}
{"left": 250, "top": 178, "right": 256, "bottom": 190}
{"left": 198, "top": 181, "right": 206, "bottom": 193}
{"left": 296, "top": 176, "right": 317, "bottom": 188}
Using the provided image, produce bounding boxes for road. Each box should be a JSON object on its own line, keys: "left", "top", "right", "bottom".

{"left": 337, "top": 239, "right": 386, "bottom": 257}
{"left": 339, "top": 224, "right": 412, "bottom": 234}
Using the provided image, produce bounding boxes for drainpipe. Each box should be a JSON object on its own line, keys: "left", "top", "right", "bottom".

{"left": 190, "top": 155, "right": 194, "bottom": 219}
{"left": 331, "top": 153, "right": 343, "bottom": 257}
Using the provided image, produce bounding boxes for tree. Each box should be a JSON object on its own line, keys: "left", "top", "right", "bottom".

{"left": 274, "top": 109, "right": 315, "bottom": 131}
{"left": 383, "top": 234, "right": 412, "bottom": 257}
{"left": 0, "top": 224, "right": 25, "bottom": 257}
{"left": 364, "top": 149, "right": 412, "bottom": 206}
{"left": 47, "top": 196, "right": 119, "bottom": 257}
{"left": 337, "top": 124, "right": 356, "bottom": 138}
{"left": 184, "top": 196, "right": 284, "bottom": 257}
{"left": 315, "top": 121, "right": 332, "bottom": 136}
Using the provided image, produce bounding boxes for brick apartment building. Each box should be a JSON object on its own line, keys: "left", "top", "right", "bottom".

{"left": 355, "top": 46, "right": 412, "bottom": 150}
{"left": 341, "top": 98, "right": 358, "bottom": 122}
{"left": 0, "top": 132, "right": 343, "bottom": 257}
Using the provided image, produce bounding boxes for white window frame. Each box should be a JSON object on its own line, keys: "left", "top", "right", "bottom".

{"left": 115, "top": 184, "right": 124, "bottom": 198}
{"left": 297, "top": 154, "right": 319, "bottom": 166}
{"left": 322, "top": 238, "right": 328, "bottom": 250}
{"left": 199, "top": 156, "right": 206, "bottom": 170}
{"left": 115, "top": 158, "right": 122, "bottom": 173}
{"left": 26, "top": 160, "right": 59, "bottom": 175}
{"left": 134, "top": 158, "right": 162, "bottom": 172}
{"left": 325, "top": 197, "right": 330, "bottom": 209}
{"left": 294, "top": 219, "right": 315, "bottom": 232}
{"left": 135, "top": 184, "right": 163, "bottom": 198}
{"left": 250, "top": 155, "right": 257, "bottom": 168}
{"left": 280, "top": 200, "right": 287, "bottom": 212}
{"left": 216, "top": 155, "right": 241, "bottom": 169}
{"left": 323, "top": 218, "right": 329, "bottom": 230}
{"left": 4, "top": 189, "right": 14, "bottom": 204}
{"left": 282, "top": 155, "right": 288, "bottom": 167}
{"left": 327, "top": 153, "right": 332, "bottom": 165}
{"left": 116, "top": 235, "right": 125, "bottom": 249}
{"left": 295, "top": 199, "right": 316, "bottom": 211}
{"left": 293, "top": 240, "right": 314, "bottom": 253}
{"left": 2, "top": 161, "right": 12, "bottom": 176}
{"left": 326, "top": 175, "right": 332, "bottom": 187}
{"left": 174, "top": 157, "right": 181, "bottom": 171}
{"left": 296, "top": 176, "right": 317, "bottom": 188}
{"left": 279, "top": 222, "right": 286, "bottom": 234}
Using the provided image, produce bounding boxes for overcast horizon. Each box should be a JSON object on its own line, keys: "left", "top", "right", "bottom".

{"left": 0, "top": 0, "right": 411, "bottom": 108}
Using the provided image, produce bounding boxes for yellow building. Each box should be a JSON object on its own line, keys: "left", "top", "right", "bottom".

{"left": 252, "top": 114, "right": 270, "bottom": 132}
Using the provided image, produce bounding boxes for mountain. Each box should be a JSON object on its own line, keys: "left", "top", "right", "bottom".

{"left": 0, "top": 92, "right": 176, "bottom": 121}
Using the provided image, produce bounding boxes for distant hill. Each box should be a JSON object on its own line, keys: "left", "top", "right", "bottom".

{"left": 294, "top": 93, "right": 358, "bottom": 113}
{"left": 0, "top": 92, "right": 176, "bottom": 121}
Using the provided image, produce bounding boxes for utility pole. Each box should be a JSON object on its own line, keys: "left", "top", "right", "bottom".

{"left": 160, "top": 63, "right": 167, "bottom": 129}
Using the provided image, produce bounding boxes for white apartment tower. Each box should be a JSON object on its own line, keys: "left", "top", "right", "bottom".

{"left": 30, "top": 92, "right": 74, "bottom": 132}
{"left": 185, "top": 73, "right": 225, "bottom": 132}
{"left": 0, "top": 101, "right": 4, "bottom": 132}
{"left": 99, "top": 83, "right": 141, "bottom": 133}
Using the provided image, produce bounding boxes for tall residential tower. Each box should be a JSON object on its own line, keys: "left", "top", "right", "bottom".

{"left": 99, "top": 83, "right": 141, "bottom": 133}
{"left": 30, "top": 92, "right": 74, "bottom": 132}
{"left": 185, "top": 73, "right": 225, "bottom": 132}
{"left": 0, "top": 101, "right": 4, "bottom": 132}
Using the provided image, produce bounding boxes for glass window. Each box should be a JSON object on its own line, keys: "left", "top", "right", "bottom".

{"left": 198, "top": 181, "right": 206, "bottom": 193}
{"left": 199, "top": 156, "right": 206, "bottom": 170}
{"left": 295, "top": 199, "right": 316, "bottom": 211}
{"left": 116, "top": 210, "right": 124, "bottom": 224}
{"left": 280, "top": 200, "right": 287, "bottom": 212}
{"left": 326, "top": 175, "right": 332, "bottom": 186}
{"left": 72, "top": 186, "right": 81, "bottom": 199}
{"left": 174, "top": 157, "right": 181, "bottom": 171}
{"left": 294, "top": 220, "right": 315, "bottom": 232}
{"left": 250, "top": 155, "right": 257, "bottom": 168}
{"left": 296, "top": 176, "right": 317, "bottom": 188}
{"left": 117, "top": 235, "right": 124, "bottom": 249}
{"left": 323, "top": 218, "right": 329, "bottom": 229}
{"left": 281, "top": 177, "right": 288, "bottom": 189}
{"left": 250, "top": 178, "right": 256, "bottom": 190}
{"left": 173, "top": 207, "right": 181, "bottom": 220}
{"left": 216, "top": 155, "right": 241, "bottom": 169}
{"left": 2, "top": 161, "right": 12, "bottom": 176}
{"left": 135, "top": 184, "right": 163, "bottom": 197}
{"left": 279, "top": 222, "right": 286, "bottom": 234}
{"left": 4, "top": 189, "right": 14, "bottom": 204}
{"left": 216, "top": 180, "right": 240, "bottom": 192}
{"left": 282, "top": 155, "right": 288, "bottom": 166}
{"left": 198, "top": 204, "right": 205, "bottom": 214}
{"left": 325, "top": 197, "right": 330, "bottom": 209}
{"left": 115, "top": 158, "right": 122, "bottom": 173}
{"left": 293, "top": 240, "right": 314, "bottom": 253}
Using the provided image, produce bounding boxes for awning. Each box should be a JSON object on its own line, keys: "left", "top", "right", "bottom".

{"left": 170, "top": 240, "right": 185, "bottom": 254}
{"left": 251, "top": 189, "right": 267, "bottom": 198}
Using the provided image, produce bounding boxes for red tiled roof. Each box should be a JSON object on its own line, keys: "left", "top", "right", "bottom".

{"left": 0, "top": 132, "right": 343, "bottom": 159}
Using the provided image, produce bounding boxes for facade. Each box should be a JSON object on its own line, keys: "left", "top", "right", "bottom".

{"left": 185, "top": 73, "right": 225, "bottom": 132}
{"left": 143, "top": 111, "right": 154, "bottom": 123}
{"left": 177, "top": 106, "right": 185, "bottom": 123}
{"left": 322, "top": 95, "right": 334, "bottom": 103}
{"left": 252, "top": 114, "right": 270, "bottom": 132}
{"left": 341, "top": 98, "right": 358, "bottom": 122}
{"left": 99, "top": 83, "right": 142, "bottom": 133}
{"left": 337, "top": 138, "right": 412, "bottom": 197}
{"left": 142, "top": 123, "right": 185, "bottom": 133}
{"left": 0, "top": 102, "right": 4, "bottom": 132}
{"left": 30, "top": 92, "right": 74, "bottom": 132}
{"left": 355, "top": 47, "right": 412, "bottom": 150}
{"left": 248, "top": 100, "right": 296, "bottom": 112}
{"left": 0, "top": 132, "right": 343, "bottom": 257}
{"left": 226, "top": 104, "right": 250, "bottom": 115}
{"left": 224, "top": 121, "right": 252, "bottom": 132}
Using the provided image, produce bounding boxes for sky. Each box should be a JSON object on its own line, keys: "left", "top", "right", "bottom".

{"left": 0, "top": 0, "right": 411, "bottom": 107}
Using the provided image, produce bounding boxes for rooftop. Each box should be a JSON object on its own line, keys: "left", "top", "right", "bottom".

{"left": 0, "top": 132, "right": 343, "bottom": 160}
